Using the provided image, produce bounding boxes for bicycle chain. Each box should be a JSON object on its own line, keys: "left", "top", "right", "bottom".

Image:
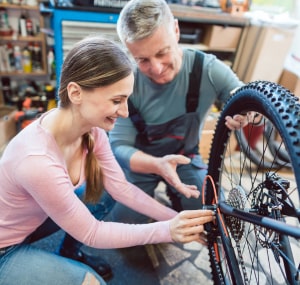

{"left": 208, "top": 242, "right": 226, "bottom": 285}
{"left": 209, "top": 186, "right": 250, "bottom": 284}
{"left": 231, "top": 224, "right": 250, "bottom": 285}
{"left": 227, "top": 187, "right": 250, "bottom": 284}
{"left": 209, "top": 226, "right": 250, "bottom": 285}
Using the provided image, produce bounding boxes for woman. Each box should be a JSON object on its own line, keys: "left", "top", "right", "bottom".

{"left": 0, "top": 37, "right": 214, "bottom": 285}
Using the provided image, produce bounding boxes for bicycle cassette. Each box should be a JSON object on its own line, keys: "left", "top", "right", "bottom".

{"left": 225, "top": 186, "right": 247, "bottom": 241}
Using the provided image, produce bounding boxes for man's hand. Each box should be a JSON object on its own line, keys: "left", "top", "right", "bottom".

{"left": 225, "top": 112, "right": 262, "bottom": 131}
{"left": 155, "top": 154, "right": 200, "bottom": 199}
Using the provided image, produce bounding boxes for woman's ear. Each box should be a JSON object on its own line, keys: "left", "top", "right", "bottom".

{"left": 67, "top": 82, "right": 82, "bottom": 105}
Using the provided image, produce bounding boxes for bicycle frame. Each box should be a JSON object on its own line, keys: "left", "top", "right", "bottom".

{"left": 218, "top": 200, "right": 300, "bottom": 239}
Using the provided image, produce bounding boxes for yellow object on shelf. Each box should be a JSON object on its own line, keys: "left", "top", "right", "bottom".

{"left": 47, "top": 99, "right": 57, "bottom": 110}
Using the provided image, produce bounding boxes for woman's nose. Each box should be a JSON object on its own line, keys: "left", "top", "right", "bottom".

{"left": 117, "top": 103, "right": 129, "bottom": 118}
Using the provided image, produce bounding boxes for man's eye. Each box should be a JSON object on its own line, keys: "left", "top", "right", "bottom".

{"left": 113, "top": 100, "right": 121, "bottom": 105}
{"left": 136, "top": 58, "right": 147, "bottom": 64}
{"left": 157, "top": 52, "right": 166, "bottom": 57}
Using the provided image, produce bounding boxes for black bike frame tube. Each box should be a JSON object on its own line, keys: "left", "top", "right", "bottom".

{"left": 219, "top": 201, "right": 300, "bottom": 239}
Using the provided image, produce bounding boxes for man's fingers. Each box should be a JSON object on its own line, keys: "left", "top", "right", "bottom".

{"left": 176, "top": 183, "right": 200, "bottom": 199}
{"left": 225, "top": 115, "right": 247, "bottom": 130}
{"left": 172, "top": 155, "right": 191, "bottom": 165}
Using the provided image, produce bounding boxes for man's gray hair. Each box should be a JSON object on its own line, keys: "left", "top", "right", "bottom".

{"left": 117, "top": 0, "right": 174, "bottom": 44}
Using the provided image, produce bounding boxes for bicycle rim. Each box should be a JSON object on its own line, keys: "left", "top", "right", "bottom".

{"left": 205, "top": 81, "right": 300, "bottom": 285}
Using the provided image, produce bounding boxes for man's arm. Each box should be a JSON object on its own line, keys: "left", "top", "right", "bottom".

{"left": 206, "top": 57, "right": 261, "bottom": 130}
{"left": 109, "top": 117, "right": 200, "bottom": 199}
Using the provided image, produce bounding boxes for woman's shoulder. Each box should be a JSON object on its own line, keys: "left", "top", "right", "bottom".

{"left": 91, "top": 128, "right": 110, "bottom": 144}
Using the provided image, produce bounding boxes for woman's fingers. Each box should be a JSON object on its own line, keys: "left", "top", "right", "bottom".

{"left": 170, "top": 210, "right": 215, "bottom": 243}
{"left": 179, "top": 209, "right": 215, "bottom": 220}
{"left": 174, "top": 230, "right": 209, "bottom": 245}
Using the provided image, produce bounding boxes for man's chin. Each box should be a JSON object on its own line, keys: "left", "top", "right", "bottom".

{"left": 151, "top": 76, "right": 172, "bottom": 85}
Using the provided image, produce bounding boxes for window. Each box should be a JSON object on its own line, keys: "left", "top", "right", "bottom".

{"left": 251, "top": 0, "right": 296, "bottom": 17}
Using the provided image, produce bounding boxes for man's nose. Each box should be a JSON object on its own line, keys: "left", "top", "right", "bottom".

{"left": 149, "top": 58, "right": 163, "bottom": 75}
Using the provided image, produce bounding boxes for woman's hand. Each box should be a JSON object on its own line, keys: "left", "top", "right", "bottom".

{"left": 155, "top": 155, "right": 200, "bottom": 199}
{"left": 169, "top": 210, "right": 215, "bottom": 245}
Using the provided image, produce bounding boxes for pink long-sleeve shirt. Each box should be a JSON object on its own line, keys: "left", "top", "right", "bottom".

{"left": 0, "top": 111, "right": 177, "bottom": 249}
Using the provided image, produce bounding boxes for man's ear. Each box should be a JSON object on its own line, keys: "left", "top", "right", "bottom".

{"left": 174, "top": 19, "right": 180, "bottom": 42}
{"left": 67, "top": 82, "right": 82, "bottom": 105}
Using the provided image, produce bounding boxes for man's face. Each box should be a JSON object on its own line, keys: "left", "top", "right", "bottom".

{"left": 126, "top": 20, "right": 183, "bottom": 85}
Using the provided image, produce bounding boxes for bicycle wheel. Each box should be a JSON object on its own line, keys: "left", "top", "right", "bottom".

{"left": 204, "top": 81, "right": 300, "bottom": 285}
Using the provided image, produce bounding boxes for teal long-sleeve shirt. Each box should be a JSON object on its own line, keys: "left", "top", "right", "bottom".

{"left": 109, "top": 48, "right": 243, "bottom": 169}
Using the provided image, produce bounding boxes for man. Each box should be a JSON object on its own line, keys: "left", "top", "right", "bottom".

{"left": 109, "top": 0, "right": 249, "bottom": 224}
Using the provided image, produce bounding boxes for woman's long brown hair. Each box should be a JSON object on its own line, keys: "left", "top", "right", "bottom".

{"left": 58, "top": 36, "right": 133, "bottom": 203}
{"left": 82, "top": 132, "right": 103, "bottom": 203}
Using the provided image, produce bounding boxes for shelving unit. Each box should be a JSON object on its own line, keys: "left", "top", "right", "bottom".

{"left": 169, "top": 4, "right": 250, "bottom": 69}
{"left": 0, "top": 3, "right": 48, "bottom": 78}
{"left": 47, "top": 6, "right": 119, "bottom": 87}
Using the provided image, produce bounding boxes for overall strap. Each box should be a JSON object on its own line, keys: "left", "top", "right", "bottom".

{"left": 128, "top": 99, "right": 146, "bottom": 133}
{"left": 186, "top": 50, "right": 204, "bottom": 113}
{"left": 128, "top": 50, "right": 204, "bottom": 131}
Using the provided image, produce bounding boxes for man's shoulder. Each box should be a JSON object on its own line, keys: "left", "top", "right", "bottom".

{"left": 180, "top": 49, "right": 212, "bottom": 81}
{"left": 183, "top": 48, "right": 215, "bottom": 67}
{"left": 183, "top": 48, "right": 211, "bottom": 58}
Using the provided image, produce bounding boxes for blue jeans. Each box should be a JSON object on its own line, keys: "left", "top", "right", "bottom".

{"left": 111, "top": 154, "right": 207, "bottom": 224}
{"left": 0, "top": 187, "right": 115, "bottom": 285}
{"left": 0, "top": 244, "right": 104, "bottom": 285}
{"left": 58, "top": 187, "right": 116, "bottom": 253}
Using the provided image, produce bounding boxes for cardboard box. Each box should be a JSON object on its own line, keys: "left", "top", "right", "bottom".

{"left": 235, "top": 25, "right": 296, "bottom": 83}
{"left": 278, "top": 69, "right": 300, "bottom": 97}
{"left": 199, "top": 111, "right": 238, "bottom": 162}
{"left": 199, "top": 130, "right": 238, "bottom": 162}
{"left": 0, "top": 90, "right": 17, "bottom": 151}
{"left": 199, "top": 130, "right": 215, "bottom": 162}
{"left": 199, "top": 112, "right": 219, "bottom": 161}
{"left": 204, "top": 25, "right": 242, "bottom": 49}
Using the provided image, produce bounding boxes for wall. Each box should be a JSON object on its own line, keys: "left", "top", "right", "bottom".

{"left": 284, "top": 1, "right": 300, "bottom": 77}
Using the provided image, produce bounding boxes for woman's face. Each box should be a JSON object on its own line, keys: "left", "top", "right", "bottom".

{"left": 77, "top": 73, "right": 134, "bottom": 132}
